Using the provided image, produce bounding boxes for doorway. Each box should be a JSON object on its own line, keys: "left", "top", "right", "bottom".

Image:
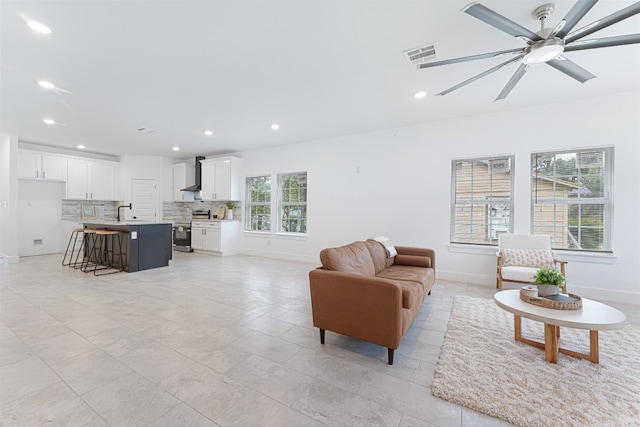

{"left": 131, "top": 178, "right": 158, "bottom": 221}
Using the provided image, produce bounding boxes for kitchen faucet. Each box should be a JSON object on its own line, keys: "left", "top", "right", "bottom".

{"left": 117, "top": 203, "right": 132, "bottom": 222}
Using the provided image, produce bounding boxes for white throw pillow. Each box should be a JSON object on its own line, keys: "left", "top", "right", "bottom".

{"left": 501, "top": 249, "right": 555, "bottom": 270}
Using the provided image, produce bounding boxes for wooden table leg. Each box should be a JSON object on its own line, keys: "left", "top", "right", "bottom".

{"left": 544, "top": 324, "right": 559, "bottom": 363}
{"left": 514, "top": 315, "right": 522, "bottom": 341}
{"left": 590, "top": 330, "right": 599, "bottom": 363}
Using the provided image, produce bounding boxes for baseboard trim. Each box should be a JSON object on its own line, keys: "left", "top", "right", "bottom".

{"left": 0, "top": 253, "right": 20, "bottom": 264}
{"left": 239, "top": 248, "right": 318, "bottom": 264}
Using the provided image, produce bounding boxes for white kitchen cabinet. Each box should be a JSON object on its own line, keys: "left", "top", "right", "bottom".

{"left": 172, "top": 163, "right": 195, "bottom": 201}
{"left": 200, "top": 156, "right": 241, "bottom": 201}
{"left": 190, "top": 220, "right": 239, "bottom": 255}
{"left": 66, "top": 158, "right": 118, "bottom": 200}
{"left": 191, "top": 221, "right": 206, "bottom": 250}
{"left": 205, "top": 223, "right": 221, "bottom": 252}
{"left": 18, "top": 150, "right": 66, "bottom": 181}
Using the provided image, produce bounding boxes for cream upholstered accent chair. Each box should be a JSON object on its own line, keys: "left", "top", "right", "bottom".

{"left": 496, "top": 234, "right": 567, "bottom": 292}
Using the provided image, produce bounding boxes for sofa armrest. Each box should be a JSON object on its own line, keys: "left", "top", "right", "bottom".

{"left": 394, "top": 246, "right": 436, "bottom": 271}
{"left": 309, "top": 268, "right": 403, "bottom": 349}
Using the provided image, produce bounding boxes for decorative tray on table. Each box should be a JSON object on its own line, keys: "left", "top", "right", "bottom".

{"left": 520, "top": 289, "right": 582, "bottom": 310}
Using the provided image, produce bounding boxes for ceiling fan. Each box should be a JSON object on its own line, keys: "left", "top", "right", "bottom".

{"left": 418, "top": 0, "right": 640, "bottom": 100}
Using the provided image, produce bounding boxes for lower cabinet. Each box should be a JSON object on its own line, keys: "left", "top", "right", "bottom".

{"left": 191, "top": 221, "right": 239, "bottom": 255}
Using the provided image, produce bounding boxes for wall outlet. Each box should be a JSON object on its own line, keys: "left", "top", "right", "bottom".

{"left": 131, "top": 231, "right": 138, "bottom": 239}
{"left": 33, "top": 239, "right": 43, "bottom": 245}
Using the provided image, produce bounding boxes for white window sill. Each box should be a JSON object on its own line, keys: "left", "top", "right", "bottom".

{"left": 243, "top": 231, "right": 271, "bottom": 238}
{"left": 448, "top": 244, "right": 498, "bottom": 255}
{"left": 275, "top": 232, "right": 307, "bottom": 241}
{"left": 448, "top": 243, "right": 618, "bottom": 264}
{"left": 553, "top": 250, "right": 617, "bottom": 264}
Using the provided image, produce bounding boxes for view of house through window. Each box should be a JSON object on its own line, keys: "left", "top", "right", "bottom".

{"left": 451, "top": 156, "right": 514, "bottom": 245}
{"left": 278, "top": 172, "right": 307, "bottom": 234}
{"left": 531, "top": 147, "right": 613, "bottom": 252}
{"left": 245, "top": 175, "right": 271, "bottom": 232}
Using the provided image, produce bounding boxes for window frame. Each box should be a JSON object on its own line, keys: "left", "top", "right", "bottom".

{"left": 531, "top": 147, "right": 614, "bottom": 253}
{"left": 450, "top": 155, "right": 515, "bottom": 246}
{"left": 277, "top": 171, "right": 307, "bottom": 235}
{"left": 244, "top": 175, "right": 272, "bottom": 232}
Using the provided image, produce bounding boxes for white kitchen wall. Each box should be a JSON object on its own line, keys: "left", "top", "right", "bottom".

{"left": 0, "top": 135, "right": 19, "bottom": 262}
{"left": 120, "top": 155, "right": 172, "bottom": 221}
{"left": 17, "top": 179, "right": 65, "bottom": 256}
{"left": 238, "top": 90, "right": 640, "bottom": 304}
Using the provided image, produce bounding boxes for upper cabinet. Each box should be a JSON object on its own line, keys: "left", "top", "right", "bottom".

{"left": 200, "top": 156, "right": 241, "bottom": 201}
{"left": 18, "top": 151, "right": 66, "bottom": 181}
{"left": 66, "top": 158, "right": 118, "bottom": 200}
{"left": 172, "top": 162, "right": 195, "bottom": 201}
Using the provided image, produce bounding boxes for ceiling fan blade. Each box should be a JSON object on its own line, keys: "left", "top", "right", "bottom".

{"left": 565, "top": 2, "right": 640, "bottom": 43}
{"left": 463, "top": 3, "right": 542, "bottom": 42}
{"left": 417, "top": 48, "right": 522, "bottom": 69}
{"left": 547, "top": 58, "right": 596, "bottom": 83}
{"left": 565, "top": 34, "right": 640, "bottom": 52}
{"left": 495, "top": 64, "right": 529, "bottom": 101}
{"left": 553, "top": 0, "right": 598, "bottom": 39}
{"left": 437, "top": 55, "right": 523, "bottom": 96}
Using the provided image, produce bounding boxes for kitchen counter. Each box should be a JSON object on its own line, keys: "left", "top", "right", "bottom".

{"left": 83, "top": 221, "right": 172, "bottom": 272}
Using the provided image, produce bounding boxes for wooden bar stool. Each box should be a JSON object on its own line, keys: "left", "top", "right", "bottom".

{"left": 62, "top": 228, "right": 85, "bottom": 268}
{"left": 80, "top": 229, "right": 99, "bottom": 272}
{"left": 87, "top": 230, "right": 125, "bottom": 276}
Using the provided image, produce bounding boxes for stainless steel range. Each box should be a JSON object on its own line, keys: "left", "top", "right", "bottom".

{"left": 172, "top": 209, "right": 211, "bottom": 252}
{"left": 172, "top": 222, "right": 192, "bottom": 252}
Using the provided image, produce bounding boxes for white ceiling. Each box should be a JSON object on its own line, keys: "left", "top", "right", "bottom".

{"left": 2, "top": 1, "right": 639, "bottom": 160}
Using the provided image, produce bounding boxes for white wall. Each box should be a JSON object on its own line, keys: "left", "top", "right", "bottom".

{"left": 0, "top": 135, "right": 19, "bottom": 263}
{"left": 120, "top": 155, "right": 173, "bottom": 221}
{"left": 17, "top": 180, "right": 65, "bottom": 256}
{"left": 238, "top": 90, "right": 640, "bottom": 304}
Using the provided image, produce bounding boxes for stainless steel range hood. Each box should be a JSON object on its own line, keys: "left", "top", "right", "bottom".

{"left": 180, "top": 156, "right": 205, "bottom": 192}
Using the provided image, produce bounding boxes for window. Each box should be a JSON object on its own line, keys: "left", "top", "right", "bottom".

{"left": 278, "top": 172, "right": 307, "bottom": 234}
{"left": 245, "top": 175, "right": 271, "bottom": 232}
{"left": 451, "top": 156, "right": 514, "bottom": 245}
{"left": 531, "top": 147, "right": 613, "bottom": 252}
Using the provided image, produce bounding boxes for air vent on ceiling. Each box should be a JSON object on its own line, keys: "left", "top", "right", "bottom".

{"left": 403, "top": 43, "right": 437, "bottom": 67}
{"left": 136, "top": 127, "right": 156, "bottom": 134}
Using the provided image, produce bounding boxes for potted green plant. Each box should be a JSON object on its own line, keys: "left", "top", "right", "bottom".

{"left": 225, "top": 201, "right": 235, "bottom": 220}
{"left": 532, "top": 268, "right": 566, "bottom": 296}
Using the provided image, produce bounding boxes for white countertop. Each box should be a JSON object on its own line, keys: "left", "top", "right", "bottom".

{"left": 83, "top": 220, "right": 174, "bottom": 226}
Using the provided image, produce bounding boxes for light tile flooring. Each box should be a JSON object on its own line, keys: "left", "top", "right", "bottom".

{"left": 1, "top": 252, "right": 638, "bottom": 427}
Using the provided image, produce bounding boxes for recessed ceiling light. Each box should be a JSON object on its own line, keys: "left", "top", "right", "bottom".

{"left": 203, "top": 130, "right": 213, "bottom": 136}
{"left": 172, "top": 146, "right": 180, "bottom": 151}
{"left": 413, "top": 91, "right": 427, "bottom": 99}
{"left": 77, "top": 145, "right": 85, "bottom": 150}
{"left": 27, "top": 20, "right": 51, "bottom": 34}
{"left": 271, "top": 124, "right": 280, "bottom": 130}
{"left": 42, "top": 119, "right": 56, "bottom": 125}
{"left": 38, "top": 80, "right": 56, "bottom": 89}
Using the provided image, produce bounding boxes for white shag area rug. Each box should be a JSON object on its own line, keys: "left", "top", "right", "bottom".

{"left": 431, "top": 296, "right": 640, "bottom": 427}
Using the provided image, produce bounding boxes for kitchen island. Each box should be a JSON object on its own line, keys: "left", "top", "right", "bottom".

{"left": 83, "top": 221, "right": 173, "bottom": 272}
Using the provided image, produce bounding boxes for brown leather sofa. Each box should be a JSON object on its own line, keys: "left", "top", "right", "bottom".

{"left": 309, "top": 239, "right": 436, "bottom": 365}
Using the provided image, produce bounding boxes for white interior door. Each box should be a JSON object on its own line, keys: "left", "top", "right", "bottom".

{"left": 131, "top": 178, "right": 158, "bottom": 221}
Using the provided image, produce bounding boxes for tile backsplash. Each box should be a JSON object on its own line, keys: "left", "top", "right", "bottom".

{"left": 163, "top": 201, "right": 242, "bottom": 223}
{"left": 62, "top": 200, "right": 120, "bottom": 221}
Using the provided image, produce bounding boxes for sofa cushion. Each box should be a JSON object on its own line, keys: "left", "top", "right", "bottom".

{"left": 365, "top": 240, "right": 389, "bottom": 274}
{"left": 502, "top": 249, "right": 555, "bottom": 270}
{"left": 376, "top": 265, "right": 432, "bottom": 293}
{"left": 320, "top": 241, "right": 375, "bottom": 276}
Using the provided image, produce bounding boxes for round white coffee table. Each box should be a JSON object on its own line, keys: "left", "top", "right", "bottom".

{"left": 494, "top": 290, "right": 626, "bottom": 363}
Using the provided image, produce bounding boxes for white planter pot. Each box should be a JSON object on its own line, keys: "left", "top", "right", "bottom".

{"left": 537, "top": 284, "right": 560, "bottom": 297}
{"left": 225, "top": 209, "right": 233, "bottom": 220}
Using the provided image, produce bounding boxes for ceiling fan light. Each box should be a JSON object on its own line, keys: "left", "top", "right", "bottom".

{"left": 523, "top": 39, "right": 565, "bottom": 64}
